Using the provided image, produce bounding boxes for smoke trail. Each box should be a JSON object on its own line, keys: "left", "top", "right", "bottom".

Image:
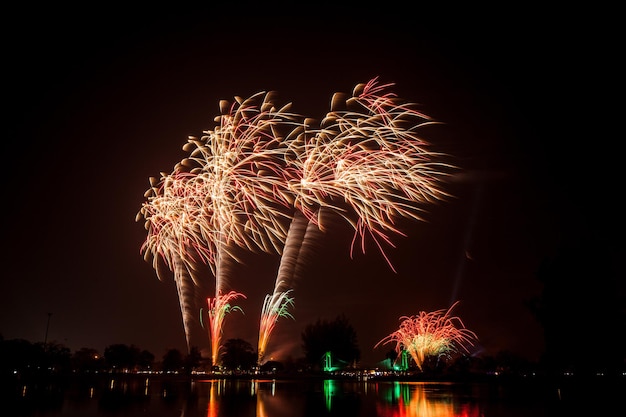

{"left": 449, "top": 184, "right": 482, "bottom": 304}
{"left": 169, "top": 254, "right": 202, "bottom": 353}
{"left": 274, "top": 211, "right": 310, "bottom": 293}
{"left": 257, "top": 210, "right": 308, "bottom": 363}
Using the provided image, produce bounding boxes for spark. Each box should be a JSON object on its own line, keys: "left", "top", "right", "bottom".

{"left": 139, "top": 78, "right": 456, "bottom": 365}
{"left": 258, "top": 77, "right": 455, "bottom": 362}
{"left": 206, "top": 290, "right": 246, "bottom": 367}
{"left": 257, "top": 285, "right": 295, "bottom": 364}
{"left": 139, "top": 91, "right": 303, "bottom": 361}
{"left": 285, "top": 77, "right": 455, "bottom": 271}
{"left": 375, "top": 301, "right": 477, "bottom": 371}
{"left": 138, "top": 172, "right": 212, "bottom": 350}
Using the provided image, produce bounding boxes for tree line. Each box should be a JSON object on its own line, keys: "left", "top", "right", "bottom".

{"left": 0, "top": 314, "right": 364, "bottom": 379}
{"left": 6, "top": 234, "right": 624, "bottom": 382}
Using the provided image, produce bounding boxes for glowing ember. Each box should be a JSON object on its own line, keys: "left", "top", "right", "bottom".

{"left": 375, "top": 301, "right": 477, "bottom": 371}
{"left": 139, "top": 78, "right": 456, "bottom": 366}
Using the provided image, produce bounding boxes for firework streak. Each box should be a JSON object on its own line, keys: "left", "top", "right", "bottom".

{"left": 375, "top": 301, "right": 477, "bottom": 371}
{"left": 139, "top": 78, "right": 455, "bottom": 365}
{"left": 257, "top": 78, "right": 453, "bottom": 362}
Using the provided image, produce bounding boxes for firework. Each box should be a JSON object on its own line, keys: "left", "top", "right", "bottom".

{"left": 186, "top": 91, "right": 304, "bottom": 365}
{"left": 205, "top": 290, "right": 246, "bottom": 367}
{"left": 139, "top": 91, "right": 304, "bottom": 362}
{"left": 138, "top": 172, "right": 213, "bottom": 349}
{"left": 257, "top": 286, "right": 295, "bottom": 364}
{"left": 140, "top": 78, "right": 456, "bottom": 365}
{"left": 176, "top": 90, "right": 305, "bottom": 274}
{"left": 375, "top": 301, "right": 477, "bottom": 371}
{"left": 285, "top": 77, "right": 454, "bottom": 270}
{"left": 257, "top": 77, "right": 455, "bottom": 361}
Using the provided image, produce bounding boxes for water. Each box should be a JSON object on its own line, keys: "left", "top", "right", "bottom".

{"left": 4, "top": 374, "right": 624, "bottom": 416}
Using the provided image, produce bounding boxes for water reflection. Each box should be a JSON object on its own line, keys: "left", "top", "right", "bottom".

{"left": 373, "top": 382, "right": 480, "bottom": 417}
{"left": 182, "top": 379, "right": 479, "bottom": 417}
{"left": 7, "top": 375, "right": 622, "bottom": 416}
{"left": 199, "top": 379, "right": 303, "bottom": 417}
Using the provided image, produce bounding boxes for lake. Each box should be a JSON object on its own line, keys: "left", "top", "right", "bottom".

{"left": 4, "top": 373, "right": 624, "bottom": 416}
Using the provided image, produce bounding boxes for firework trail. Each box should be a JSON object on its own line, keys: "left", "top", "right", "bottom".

{"left": 141, "top": 78, "right": 455, "bottom": 364}
{"left": 256, "top": 211, "right": 304, "bottom": 363}
{"left": 184, "top": 91, "right": 304, "bottom": 365}
{"left": 257, "top": 287, "right": 295, "bottom": 363}
{"left": 257, "top": 208, "right": 326, "bottom": 363}
{"left": 375, "top": 301, "right": 477, "bottom": 371}
{"left": 204, "top": 289, "right": 247, "bottom": 366}
{"left": 177, "top": 91, "right": 304, "bottom": 274}
{"left": 141, "top": 91, "right": 304, "bottom": 363}
{"left": 257, "top": 77, "right": 455, "bottom": 362}
{"left": 285, "top": 77, "right": 454, "bottom": 270}
{"left": 138, "top": 172, "right": 214, "bottom": 351}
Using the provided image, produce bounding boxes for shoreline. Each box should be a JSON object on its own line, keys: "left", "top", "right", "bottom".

{"left": 5, "top": 369, "right": 625, "bottom": 386}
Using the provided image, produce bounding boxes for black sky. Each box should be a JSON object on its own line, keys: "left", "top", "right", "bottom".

{"left": 2, "top": 5, "right": 623, "bottom": 367}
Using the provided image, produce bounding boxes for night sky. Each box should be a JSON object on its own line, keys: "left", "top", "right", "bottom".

{"left": 2, "top": 5, "right": 622, "bottom": 367}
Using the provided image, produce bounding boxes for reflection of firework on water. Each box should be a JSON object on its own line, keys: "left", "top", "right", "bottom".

{"left": 204, "top": 290, "right": 246, "bottom": 367}
{"left": 375, "top": 301, "right": 477, "bottom": 371}
{"left": 375, "top": 382, "right": 482, "bottom": 417}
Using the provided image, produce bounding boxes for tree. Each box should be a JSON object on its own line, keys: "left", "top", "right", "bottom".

{"left": 221, "top": 338, "right": 256, "bottom": 371}
{"left": 138, "top": 349, "right": 155, "bottom": 371}
{"left": 301, "top": 314, "right": 360, "bottom": 370}
{"left": 39, "top": 341, "right": 71, "bottom": 375}
{"left": 72, "top": 347, "right": 104, "bottom": 373}
{"left": 104, "top": 344, "right": 140, "bottom": 372}
{"left": 183, "top": 346, "right": 202, "bottom": 374}
{"left": 0, "top": 338, "right": 42, "bottom": 377}
{"left": 162, "top": 348, "right": 184, "bottom": 372}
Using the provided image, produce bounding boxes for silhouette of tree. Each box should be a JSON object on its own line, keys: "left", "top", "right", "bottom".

{"left": 104, "top": 344, "right": 141, "bottom": 372}
{"left": 71, "top": 347, "right": 103, "bottom": 373}
{"left": 162, "top": 348, "right": 184, "bottom": 372}
{"left": 183, "top": 346, "right": 202, "bottom": 374}
{"left": 37, "top": 341, "right": 71, "bottom": 375}
{"left": 221, "top": 338, "right": 256, "bottom": 371}
{"left": 0, "top": 338, "right": 42, "bottom": 377}
{"left": 138, "top": 349, "right": 155, "bottom": 371}
{"left": 301, "top": 314, "right": 360, "bottom": 369}
{"left": 259, "top": 360, "right": 284, "bottom": 374}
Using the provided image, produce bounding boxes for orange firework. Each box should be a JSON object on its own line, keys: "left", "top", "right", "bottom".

{"left": 258, "top": 78, "right": 455, "bottom": 362}
{"left": 285, "top": 77, "right": 454, "bottom": 270}
{"left": 139, "top": 91, "right": 303, "bottom": 360}
{"left": 140, "top": 78, "right": 456, "bottom": 366}
{"left": 205, "top": 290, "right": 246, "bottom": 367}
{"left": 375, "top": 301, "right": 477, "bottom": 371}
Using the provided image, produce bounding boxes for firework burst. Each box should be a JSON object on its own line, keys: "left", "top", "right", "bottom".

{"left": 204, "top": 290, "right": 247, "bottom": 367}
{"left": 257, "top": 284, "right": 295, "bottom": 364}
{"left": 375, "top": 301, "right": 477, "bottom": 371}
{"left": 257, "top": 78, "right": 455, "bottom": 361}
{"left": 138, "top": 172, "right": 213, "bottom": 350}
{"left": 140, "top": 78, "right": 457, "bottom": 365}
{"left": 176, "top": 90, "right": 305, "bottom": 273}
{"left": 285, "top": 77, "right": 455, "bottom": 270}
{"left": 139, "top": 91, "right": 304, "bottom": 362}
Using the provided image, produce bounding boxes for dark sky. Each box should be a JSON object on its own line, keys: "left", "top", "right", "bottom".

{"left": 2, "top": 5, "right": 622, "bottom": 367}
